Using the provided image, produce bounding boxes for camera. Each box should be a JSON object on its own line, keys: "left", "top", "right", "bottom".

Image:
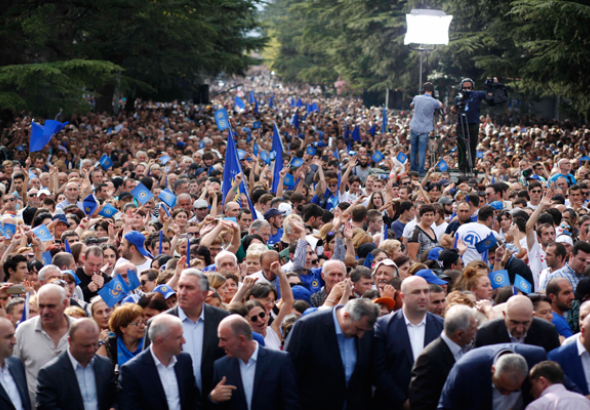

{"left": 484, "top": 77, "right": 508, "bottom": 106}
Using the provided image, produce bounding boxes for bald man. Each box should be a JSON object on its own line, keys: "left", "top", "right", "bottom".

{"left": 474, "top": 295, "right": 560, "bottom": 353}
{"left": 36, "top": 319, "right": 116, "bottom": 410}
{"left": 211, "top": 315, "right": 300, "bottom": 409}
{"left": 56, "top": 182, "right": 83, "bottom": 211}
{"left": 373, "top": 276, "right": 444, "bottom": 409}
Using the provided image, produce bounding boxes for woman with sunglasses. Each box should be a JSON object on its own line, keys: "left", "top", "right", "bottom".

{"left": 97, "top": 303, "right": 146, "bottom": 370}
{"left": 244, "top": 262, "right": 293, "bottom": 350}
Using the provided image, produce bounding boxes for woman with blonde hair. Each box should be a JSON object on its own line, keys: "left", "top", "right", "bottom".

{"left": 453, "top": 260, "right": 493, "bottom": 301}
{"left": 274, "top": 214, "right": 305, "bottom": 252}
{"left": 318, "top": 223, "right": 336, "bottom": 258}
{"left": 352, "top": 232, "right": 373, "bottom": 251}
{"left": 380, "top": 239, "right": 403, "bottom": 260}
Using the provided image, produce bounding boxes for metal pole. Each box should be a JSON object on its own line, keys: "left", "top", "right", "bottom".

{"left": 419, "top": 49, "right": 423, "bottom": 93}
{"left": 385, "top": 88, "right": 389, "bottom": 109}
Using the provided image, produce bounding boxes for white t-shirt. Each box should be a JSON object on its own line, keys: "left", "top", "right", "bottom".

{"left": 340, "top": 191, "right": 358, "bottom": 205}
{"left": 402, "top": 219, "right": 437, "bottom": 240}
{"left": 527, "top": 236, "right": 547, "bottom": 291}
{"left": 455, "top": 223, "right": 493, "bottom": 264}
{"left": 433, "top": 222, "right": 448, "bottom": 241}
{"left": 113, "top": 257, "right": 153, "bottom": 276}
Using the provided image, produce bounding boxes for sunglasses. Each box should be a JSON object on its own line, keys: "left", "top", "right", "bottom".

{"left": 530, "top": 190, "right": 542, "bottom": 194}
{"left": 140, "top": 280, "right": 151, "bottom": 286}
{"left": 5, "top": 198, "right": 15, "bottom": 202}
{"left": 311, "top": 260, "right": 319, "bottom": 265}
{"left": 250, "top": 311, "right": 266, "bottom": 323}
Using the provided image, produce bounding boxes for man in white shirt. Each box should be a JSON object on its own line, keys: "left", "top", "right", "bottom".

{"left": 455, "top": 205, "right": 495, "bottom": 264}
{"left": 526, "top": 361, "right": 590, "bottom": 410}
{"left": 526, "top": 191, "right": 555, "bottom": 289}
{"left": 0, "top": 317, "right": 30, "bottom": 410}
{"left": 210, "top": 315, "right": 300, "bottom": 409}
{"left": 114, "top": 231, "right": 153, "bottom": 275}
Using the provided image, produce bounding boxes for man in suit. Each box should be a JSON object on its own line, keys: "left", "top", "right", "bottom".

{"left": 210, "top": 315, "right": 300, "bottom": 409}
{"left": 474, "top": 295, "right": 560, "bottom": 352}
{"left": 284, "top": 297, "right": 380, "bottom": 410}
{"left": 119, "top": 314, "right": 200, "bottom": 410}
{"left": 373, "top": 276, "right": 444, "bottom": 410}
{"left": 409, "top": 304, "right": 478, "bottom": 410}
{"left": 36, "top": 319, "right": 117, "bottom": 410}
{"left": 438, "top": 344, "right": 546, "bottom": 410}
{"left": 145, "top": 268, "right": 229, "bottom": 406}
{"left": 547, "top": 313, "right": 590, "bottom": 395}
{"left": 0, "top": 317, "right": 31, "bottom": 410}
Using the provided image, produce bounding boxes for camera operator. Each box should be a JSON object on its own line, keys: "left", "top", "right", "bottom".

{"left": 409, "top": 82, "right": 443, "bottom": 176}
{"left": 451, "top": 78, "right": 495, "bottom": 174}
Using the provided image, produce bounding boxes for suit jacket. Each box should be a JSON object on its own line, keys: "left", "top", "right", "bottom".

{"left": 36, "top": 351, "right": 116, "bottom": 410}
{"left": 438, "top": 343, "right": 548, "bottom": 410}
{"left": 118, "top": 349, "right": 200, "bottom": 410}
{"left": 473, "top": 317, "right": 560, "bottom": 353}
{"left": 144, "top": 304, "right": 230, "bottom": 406}
{"left": 284, "top": 308, "right": 374, "bottom": 410}
{"left": 210, "top": 345, "right": 301, "bottom": 410}
{"left": 548, "top": 340, "right": 589, "bottom": 395}
{"left": 409, "top": 336, "right": 457, "bottom": 410}
{"left": 373, "top": 309, "right": 444, "bottom": 409}
{"left": 0, "top": 356, "right": 31, "bottom": 410}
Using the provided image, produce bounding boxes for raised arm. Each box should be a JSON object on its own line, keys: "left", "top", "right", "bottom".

{"left": 340, "top": 156, "right": 357, "bottom": 195}
{"left": 526, "top": 186, "right": 552, "bottom": 250}
{"left": 270, "top": 262, "right": 293, "bottom": 335}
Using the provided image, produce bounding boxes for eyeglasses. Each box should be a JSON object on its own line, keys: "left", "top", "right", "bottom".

{"left": 530, "top": 190, "right": 542, "bottom": 194}
{"left": 250, "top": 311, "right": 266, "bottom": 322}
{"left": 5, "top": 198, "right": 15, "bottom": 202}
{"left": 128, "top": 320, "right": 147, "bottom": 327}
{"left": 140, "top": 280, "right": 152, "bottom": 285}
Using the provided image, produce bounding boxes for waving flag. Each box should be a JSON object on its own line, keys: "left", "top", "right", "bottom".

{"left": 32, "top": 224, "right": 53, "bottom": 242}
{"left": 248, "top": 91, "right": 256, "bottom": 104}
{"left": 30, "top": 120, "right": 69, "bottom": 152}
{"left": 437, "top": 159, "right": 449, "bottom": 172}
{"left": 98, "top": 154, "right": 113, "bottom": 170}
{"left": 158, "top": 189, "right": 177, "bottom": 208}
{"left": 352, "top": 125, "right": 361, "bottom": 142}
{"left": 296, "top": 98, "right": 303, "bottom": 108}
{"left": 234, "top": 96, "right": 246, "bottom": 112}
{"left": 311, "top": 102, "right": 319, "bottom": 113}
{"left": 489, "top": 270, "right": 510, "bottom": 289}
{"left": 475, "top": 232, "right": 497, "bottom": 253}
{"left": 214, "top": 108, "right": 230, "bottom": 131}
{"left": 82, "top": 195, "right": 98, "bottom": 216}
{"left": 292, "top": 112, "right": 300, "bottom": 129}
{"left": 368, "top": 125, "right": 377, "bottom": 137}
{"left": 271, "top": 123, "right": 284, "bottom": 194}
{"left": 99, "top": 203, "right": 118, "bottom": 218}
{"left": 515, "top": 274, "right": 532, "bottom": 294}
{"left": 382, "top": 106, "right": 388, "bottom": 133}
{"left": 98, "top": 274, "right": 131, "bottom": 308}
{"left": 131, "top": 183, "right": 153, "bottom": 206}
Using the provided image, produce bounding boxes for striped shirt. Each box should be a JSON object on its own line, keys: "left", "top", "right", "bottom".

{"left": 409, "top": 94, "right": 442, "bottom": 133}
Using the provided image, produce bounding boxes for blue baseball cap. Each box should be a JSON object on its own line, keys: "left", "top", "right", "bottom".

{"left": 124, "top": 231, "right": 153, "bottom": 258}
{"left": 153, "top": 285, "right": 176, "bottom": 299}
{"left": 427, "top": 247, "right": 444, "bottom": 261}
{"left": 490, "top": 201, "right": 504, "bottom": 210}
{"left": 415, "top": 269, "right": 447, "bottom": 286}
{"left": 291, "top": 285, "right": 311, "bottom": 305}
{"left": 53, "top": 214, "right": 70, "bottom": 226}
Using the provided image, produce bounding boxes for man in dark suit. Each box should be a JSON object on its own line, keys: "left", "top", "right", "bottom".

{"left": 548, "top": 313, "right": 590, "bottom": 395}
{"left": 438, "top": 344, "right": 546, "bottom": 410}
{"left": 284, "top": 297, "right": 380, "bottom": 410}
{"left": 119, "top": 314, "right": 200, "bottom": 410}
{"left": 0, "top": 318, "right": 30, "bottom": 410}
{"left": 36, "top": 319, "right": 116, "bottom": 410}
{"left": 210, "top": 315, "right": 300, "bottom": 409}
{"left": 144, "top": 268, "right": 229, "bottom": 407}
{"left": 409, "top": 304, "right": 478, "bottom": 410}
{"left": 474, "top": 295, "right": 560, "bottom": 352}
{"left": 373, "top": 276, "right": 444, "bottom": 409}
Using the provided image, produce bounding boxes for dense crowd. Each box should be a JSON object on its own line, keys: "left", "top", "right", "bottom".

{"left": 1, "top": 66, "right": 590, "bottom": 410}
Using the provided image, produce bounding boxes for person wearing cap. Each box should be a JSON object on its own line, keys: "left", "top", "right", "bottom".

{"left": 374, "top": 297, "right": 396, "bottom": 317}
{"left": 373, "top": 276, "right": 444, "bottom": 409}
{"left": 52, "top": 214, "right": 70, "bottom": 242}
{"left": 285, "top": 298, "right": 380, "bottom": 410}
{"left": 153, "top": 284, "right": 178, "bottom": 309}
{"left": 409, "top": 305, "right": 477, "bottom": 410}
{"left": 438, "top": 249, "right": 465, "bottom": 272}
{"left": 372, "top": 259, "right": 398, "bottom": 294}
{"left": 548, "top": 159, "right": 576, "bottom": 187}
{"left": 264, "top": 208, "right": 284, "bottom": 246}
{"left": 115, "top": 231, "right": 153, "bottom": 275}
{"left": 189, "top": 198, "right": 209, "bottom": 224}
{"left": 555, "top": 234, "right": 573, "bottom": 254}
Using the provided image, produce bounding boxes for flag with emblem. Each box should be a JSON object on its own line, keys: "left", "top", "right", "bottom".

{"left": 82, "top": 195, "right": 99, "bottom": 216}
{"left": 271, "top": 123, "right": 284, "bottom": 194}
{"left": 475, "top": 232, "right": 497, "bottom": 253}
{"left": 32, "top": 224, "right": 53, "bottom": 242}
{"left": 98, "top": 274, "right": 131, "bottom": 308}
{"left": 371, "top": 151, "right": 384, "bottom": 163}
{"left": 515, "top": 274, "right": 532, "bottom": 294}
{"left": 306, "top": 146, "right": 316, "bottom": 157}
{"left": 131, "top": 183, "right": 154, "bottom": 206}
{"left": 396, "top": 152, "right": 408, "bottom": 164}
{"left": 234, "top": 97, "right": 246, "bottom": 112}
{"left": 99, "top": 204, "right": 118, "bottom": 218}
{"left": 158, "top": 189, "right": 177, "bottom": 208}
{"left": 2, "top": 223, "right": 15, "bottom": 239}
{"left": 489, "top": 270, "right": 510, "bottom": 289}
{"left": 437, "top": 159, "right": 449, "bottom": 172}
{"left": 98, "top": 154, "right": 113, "bottom": 170}
{"left": 290, "top": 157, "right": 304, "bottom": 168}
{"left": 214, "top": 108, "right": 230, "bottom": 131}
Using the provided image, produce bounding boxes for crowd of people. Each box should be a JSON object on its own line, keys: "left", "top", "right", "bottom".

{"left": 1, "top": 66, "right": 590, "bottom": 410}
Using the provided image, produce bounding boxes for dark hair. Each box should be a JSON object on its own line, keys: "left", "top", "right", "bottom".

{"left": 302, "top": 204, "right": 324, "bottom": 222}
{"left": 138, "top": 293, "right": 168, "bottom": 313}
{"left": 477, "top": 205, "right": 495, "bottom": 222}
{"left": 573, "top": 241, "right": 590, "bottom": 256}
{"left": 293, "top": 300, "right": 310, "bottom": 315}
{"left": 547, "top": 242, "right": 567, "bottom": 262}
{"left": 242, "top": 235, "right": 264, "bottom": 253}
{"left": 195, "top": 245, "right": 212, "bottom": 266}
{"left": 100, "top": 243, "right": 120, "bottom": 260}
{"left": 244, "top": 283, "right": 278, "bottom": 302}
{"left": 528, "top": 292, "right": 552, "bottom": 309}
{"left": 33, "top": 212, "right": 53, "bottom": 228}
{"left": 419, "top": 204, "right": 436, "bottom": 217}
{"left": 3, "top": 254, "right": 27, "bottom": 280}
{"left": 529, "top": 361, "right": 564, "bottom": 384}
{"left": 350, "top": 266, "right": 372, "bottom": 283}
{"left": 27, "top": 258, "right": 44, "bottom": 273}
{"left": 153, "top": 254, "right": 172, "bottom": 269}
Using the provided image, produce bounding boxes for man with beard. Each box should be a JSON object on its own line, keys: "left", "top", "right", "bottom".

{"left": 114, "top": 231, "right": 153, "bottom": 275}
{"left": 353, "top": 155, "right": 370, "bottom": 184}
{"left": 265, "top": 208, "right": 284, "bottom": 246}
{"left": 547, "top": 278, "right": 575, "bottom": 338}
{"left": 440, "top": 201, "right": 473, "bottom": 248}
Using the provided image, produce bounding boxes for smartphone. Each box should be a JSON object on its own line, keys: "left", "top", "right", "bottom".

{"left": 6, "top": 284, "right": 26, "bottom": 295}
{"left": 321, "top": 155, "right": 329, "bottom": 162}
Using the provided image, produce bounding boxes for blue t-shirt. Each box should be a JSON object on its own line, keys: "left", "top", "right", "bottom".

{"left": 454, "top": 90, "right": 486, "bottom": 124}
{"left": 311, "top": 190, "right": 339, "bottom": 211}
{"left": 268, "top": 228, "right": 284, "bottom": 246}
{"left": 391, "top": 220, "right": 406, "bottom": 239}
{"left": 299, "top": 268, "right": 324, "bottom": 294}
{"left": 552, "top": 312, "right": 573, "bottom": 338}
{"left": 548, "top": 172, "right": 576, "bottom": 187}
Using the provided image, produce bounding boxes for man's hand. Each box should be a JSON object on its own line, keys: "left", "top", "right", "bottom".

{"left": 91, "top": 273, "right": 105, "bottom": 289}
{"left": 210, "top": 376, "right": 237, "bottom": 403}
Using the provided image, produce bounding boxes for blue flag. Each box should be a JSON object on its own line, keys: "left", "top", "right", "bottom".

{"left": 397, "top": 152, "right": 408, "bottom": 164}
{"left": 437, "top": 159, "right": 449, "bottom": 172}
{"left": 581, "top": 156, "right": 590, "bottom": 162}
{"left": 248, "top": 91, "right": 256, "bottom": 104}
{"left": 253, "top": 121, "right": 261, "bottom": 129}
{"left": 98, "top": 274, "right": 131, "bottom": 308}
{"left": 30, "top": 120, "right": 68, "bottom": 152}
{"left": 159, "top": 155, "right": 171, "bottom": 165}
{"left": 515, "top": 274, "right": 532, "bottom": 294}
{"left": 290, "top": 157, "right": 304, "bottom": 168}
{"left": 292, "top": 112, "right": 300, "bottom": 129}
{"left": 238, "top": 149, "right": 247, "bottom": 160}
{"left": 234, "top": 96, "right": 245, "bottom": 112}
{"left": 158, "top": 189, "right": 177, "bottom": 208}
{"left": 344, "top": 124, "right": 350, "bottom": 141}
{"left": 290, "top": 97, "right": 296, "bottom": 108}
{"left": 371, "top": 151, "right": 384, "bottom": 163}
{"left": 32, "top": 224, "right": 53, "bottom": 242}
{"left": 158, "top": 231, "right": 163, "bottom": 255}
{"left": 253, "top": 143, "right": 259, "bottom": 157}
{"left": 476, "top": 151, "right": 484, "bottom": 159}
{"left": 187, "top": 238, "right": 191, "bottom": 267}
{"left": 269, "top": 95, "right": 274, "bottom": 109}
{"left": 368, "top": 125, "right": 376, "bottom": 137}
{"left": 489, "top": 270, "right": 510, "bottom": 289}
{"left": 99, "top": 203, "right": 118, "bottom": 218}
{"left": 254, "top": 100, "right": 259, "bottom": 114}
{"left": 20, "top": 292, "right": 30, "bottom": 324}
{"left": 260, "top": 151, "right": 270, "bottom": 165}
{"left": 222, "top": 128, "right": 257, "bottom": 220}
{"left": 82, "top": 195, "right": 98, "bottom": 216}
{"left": 271, "top": 123, "right": 284, "bottom": 194}
{"left": 199, "top": 140, "right": 205, "bottom": 149}
{"left": 98, "top": 154, "right": 113, "bottom": 170}
{"left": 3, "top": 223, "right": 15, "bottom": 239}
{"left": 352, "top": 125, "right": 361, "bottom": 142}
{"left": 364, "top": 253, "right": 374, "bottom": 268}
{"left": 131, "top": 183, "right": 154, "bottom": 206}
{"left": 284, "top": 173, "right": 295, "bottom": 187}
{"left": 297, "top": 98, "right": 303, "bottom": 108}
{"left": 214, "top": 108, "right": 230, "bottom": 131}
{"left": 160, "top": 203, "right": 171, "bottom": 217}
{"left": 311, "top": 102, "right": 319, "bottom": 113}
{"left": 127, "top": 269, "right": 141, "bottom": 291}
{"left": 64, "top": 239, "right": 72, "bottom": 254}
{"left": 475, "top": 232, "right": 497, "bottom": 253}
{"left": 41, "top": 251, "right": 53, "bottom": 265}
{"left": 63, "top": 269, "right": 81, "bottom": 286}
{"left": 382, "top": 107, "right": 388, "bottom": 133}
{"left": 306, "top": 146, "right": 317, "bottom": 156}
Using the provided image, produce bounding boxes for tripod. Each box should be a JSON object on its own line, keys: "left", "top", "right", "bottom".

{"left": 458, "top": 112, "right": 474, "bottom": 178}
{"left": 429, "top": 109, "right": 444, "bottom": 167}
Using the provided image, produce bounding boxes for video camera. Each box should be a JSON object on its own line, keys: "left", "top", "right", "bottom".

{"left": 483, "top": 77, "right": 508, "bottom": 106}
